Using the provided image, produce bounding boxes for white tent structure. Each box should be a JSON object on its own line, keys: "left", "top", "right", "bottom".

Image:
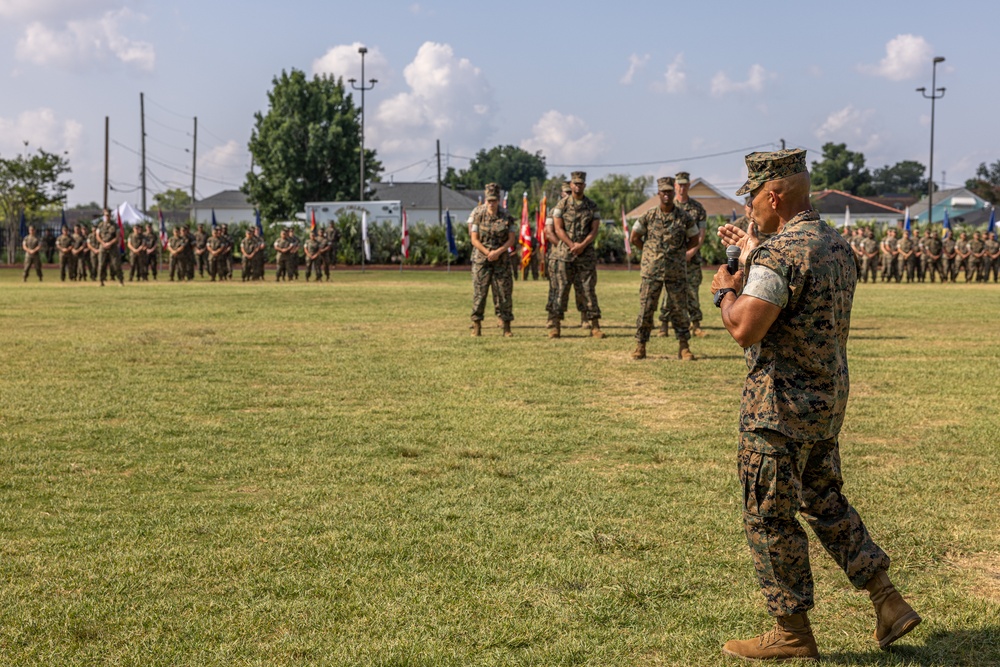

{"left": 115, "top": 201, "right": 150, "bottom": 225}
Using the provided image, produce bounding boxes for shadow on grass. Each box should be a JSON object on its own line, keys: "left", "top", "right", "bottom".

{"left": 823, "top": 627, "right": 1000, "bottom": 666}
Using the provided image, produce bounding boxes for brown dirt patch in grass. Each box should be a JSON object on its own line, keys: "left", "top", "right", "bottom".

{"left": 948, "top": 552, "right": 1000, "bottom": 602}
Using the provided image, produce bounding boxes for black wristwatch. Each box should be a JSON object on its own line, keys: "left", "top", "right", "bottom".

{"left": 714, "top": 288, "right": 736, "bottom": 308}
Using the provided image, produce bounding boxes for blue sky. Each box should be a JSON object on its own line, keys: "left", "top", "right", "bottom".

{"left": 1, "top": 0, "right": 995, "bottom": 207}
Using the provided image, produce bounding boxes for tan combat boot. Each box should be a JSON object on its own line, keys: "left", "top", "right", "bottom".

{"left": 590, "top": 319, "right": 605, "bottom": 339}
{"left": 471, "top": 321, "right": 481, "bottom": 337}
{"left": 502, "top": 321, "right": 513, "bottom": 338}
{"left": 548, "top": 320, "right": 561, "bottom": 339}
{"left": 692, "top": 322, "right": 707, "bottom": 338}
{"left": 679, "top": 340, "right": 696, "bottom": 361}
{"left": 631, "top": 342, "right": 646, "bottom": 360}
{"left": 657, "top": 322, "right": 669, "bottom": 337}
{"left": 496, "top": 317, "right": 503, "bottom": 328}
{"left": 722, "top": 613, "right": 819, "bottom": 661}
{"left": 865, "top": 571, "right": 921, "bottom": 649}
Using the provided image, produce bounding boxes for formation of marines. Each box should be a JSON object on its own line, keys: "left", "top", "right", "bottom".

{"left": 848, "top": 226, "right": 1000, "bottom": 283}
{"left": 26, "top": 212, "right": 342, "bottom": 284}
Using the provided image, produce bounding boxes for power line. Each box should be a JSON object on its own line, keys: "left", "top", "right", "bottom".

{"left": 145, "top": 96, "right": 193, "bottom": 120}
{"left": 145, "top": 114, "right": 191, "bottom": 136}
{"left": 445, "top": 143, "right": 778, "bottom": 170}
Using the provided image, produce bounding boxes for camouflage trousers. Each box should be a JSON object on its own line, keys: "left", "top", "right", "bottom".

{"left": 169, "top": 255, "right": 184, "bottom": 280}
{"left": 471, "top": 259, "right": 514, "bottom": 322}
{"left": 739, "top": 429, "right": 890, "bottom": 616}
{"left": 898, "top": 256, "right": 919, "bottom": 282}
{"left": 545, "top": 256, "right": 587, "bottom": 320}
{"left": 861, "top": 256, "right": 879, "bottom": 283}
{"left": 97, "top": 249, "right": 122, "bottom": 283}
{"left": 662, "top": 257, "right": 702, "bottom": 325}
{"left": 23, "top": 254, "right": 42, "bottom": 280}
{"left": 129, "top": 252, "right": 147, "bottom": 281}
{"left": 148, "top": 252, "right": 159, "bottom": 279}
{"left": 941, "top": 256, "right": 954, "bottom": 282}
{"left": 979, "top": 257, "right": 993, "bottom": 282}
{"left": 923, "top": 257, "right": 943, "bottom": 282}
{"left": 196, "top": 251, "right": 208, "bottom": 275}
{"left": 880, "top": 254, "right": 898, "bottom": 282}
{"left": 551, "top": 255, "right": 601, "bottom": 321}
{"left": 636, "top": 274, "right": 689, "bottom": 343}
{"left": 305, "top": 258, "right": 323, "bottom": 280}
{"left": 60, "top": 253, "right": 76, "bottom": 281}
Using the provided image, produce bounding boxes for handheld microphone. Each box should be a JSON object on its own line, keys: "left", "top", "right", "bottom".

{"left": 726, "top": 245, "right": 740, "bottom": 275}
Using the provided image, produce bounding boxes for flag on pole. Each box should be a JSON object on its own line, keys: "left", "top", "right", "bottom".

{"left": 255, "top": 209, "right": 264, "bottom": 236}
{"left": 310, "top": 208, "right": 317, "bottom": 233}
{"left": 158, "top": 208, "right": 168, "bottom": 248}
{"left": 211, "top": 209, "right": 218, "bottom": 231}
{"left": 445, "top": 209, "right": 458, "bottom": 256}
{"left": 116, "top": 209, "right": 126, "bottom": 251}
{"left": 519, "top": 192, "right": 532, "bottom": 268}
{"left": 502, "top": 191, "right": 508, "bottom": 210}
{"left": 903, "top": 206, "right": 911, "bottom": 232}
{"left": 61, "top": 209, "right": 68, "bottom": 234}
{"left": 361, "top": 210, "right": 371, "bottom": 261}
{"left": 731, "top": 209, "right": 737, "bottom": 224}
{"left": 843, "top": 205, "right": 851, "bottom": 230}
{"left": 622, "top": 205, "right": 631, "bottom": 256}
{"left": 478, "top": 194, "right": 483, "bottom": 205}
{"left": 536, "top": 195, "right": 547, "bottom": 254}
{"left": 988, "top": 207, "right": 996, "bottom": 234}
{"left": 19, "top": 209, "right": 27, "bottom": 238}
{"left": 942, "top": 208, "right": 950, "bottom": 230}
{"left": 401, "top": 207, "right": 410, "bottom": 259}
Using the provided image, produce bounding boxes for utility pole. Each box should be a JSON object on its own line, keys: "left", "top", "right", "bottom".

{"left": 917, "top": 56, "right": 946, "bottom": 225}
{"left": 780, "top": 138, "right": 786, "bottom": 150}
{"left": 437, "top": 139, "right": 443, "bottom": 226}
{"left": 349, "top": 47, "right": 377, "bottom": 202}
{"left": 140, "top": 92, "right": 147, "bottom": 213}
{"left": 103, "top": 116, "right": 109, "bottom": 211}
{"left": 191, "top": 117, "right": 198, "bottom": 222}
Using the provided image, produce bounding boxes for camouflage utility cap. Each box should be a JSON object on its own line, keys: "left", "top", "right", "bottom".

{"left": 561, "top": 182, "right": 572, "bottom": 194}
{"left": 736, "top": 148, "right": 807, "bottom": 196}
{"left": 570, "top": 171, "right": 586, "bottom": 184}
{"left": 675, "top": 171, "right": 690, "bottom": 184}
{"left": 657, "top": 176, "right": 675, "bottom": 192}
{"left": 484, "top": 183, "right": 501, "bottom": 200}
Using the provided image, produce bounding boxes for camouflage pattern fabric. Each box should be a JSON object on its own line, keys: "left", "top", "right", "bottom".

{"left": 662, "top": 197, "right": 706, "bottom": 326}
{"left": 194, "top": 229, "right": 208, "bottom": 276}
{"left": 128, "top": 230, "right": 147, "bottom": 281}
{"left": 304, "top": 237, "right": 323, "bottom": 281}
{"left": 550, "top": 194, "right": 602, "bottom": 321}
{"left": 635, "top": 204, "right": 694, "bottom": 342}
{"left": 986, "top": 236, "right": 1000, "bottom": 281}
{"left": 22, "top": 234, "right": 43, "bottom": 279}
{"left": 206, "top": 235, "right": 223, "bottom": 280}
{"left": 923, "top": 233, "right": 944, "bottom": 282}
{"left": 740, "top": 210, "right": 854, "bottom": 441}
{"left": 470, "top": 206, "right": 517, "bottom": 322}
{"left": 168, "top": 234, "right": 186, "bottom": 280}
{"left": 880, "top": 235, "right": 898, "bottom": 282}
{"left": 56, "top": 232, "right": 75, "bottom": 280}
{"left": 897, "top": 236, "right": 918, "bottom": 283}
{"left": 143, "top": 230, "right": 159, "bottom": 280}
{"left": 636, "top": 277, "right": 689, "bottom": 343}
{"left": 860, "top": 236, "right": 879, "bottom": 283}
{"left": 739, "top": 429, "right": 891, "bottom": 616}
{"left": 96, "top": 219, "right": 123, "bottom": 283}
{"left": 942, "top": 235, "right": 957, "bottom": 282}
{"left": 736, "top": 149, "right": 807, "bottom": 196}
{"left": 970, "top": 237, "right": 985, "bottom": 281}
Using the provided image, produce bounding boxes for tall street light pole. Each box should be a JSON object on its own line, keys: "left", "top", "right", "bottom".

{"left": 917, "top": 56, "right": 945, "bottom": 225}
{"left": 349, "top": 47, "right": 377, "bottom": 202}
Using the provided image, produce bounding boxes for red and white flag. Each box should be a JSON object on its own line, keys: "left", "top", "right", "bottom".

{"left": 537, "top": 195, "right": 547, "bottom": 254}
{"left": 519, "top": 192, "right": 532, "bottom": 268}
{"left": 401, "top": 207, "right": 410, "bottom": 259}
{"left": 622, "top": 205, "right": 631, "bottom": 256}
{"left": 116, "top": 209, "right": 126, "bottom": 251}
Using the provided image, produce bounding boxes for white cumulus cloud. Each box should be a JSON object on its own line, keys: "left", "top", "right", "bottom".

{"left": 711, "top": 64, "right": 772, "bottom": 96}
{"left": 0, "top": 0, "right": 116, "bottom": 20}
{"left": 198, "top": 139, "right": 248, "bottom": 186}
{"left": 519, "top": 110, "right": 606, "bottom": 166}
{"left": 815, "top": 105, "right": 881, "bottom": 152}
{"left": 620, "top": 53, "right": 650, "bottom": 85}
{"left": 312, "top": 42, "right": 390, "bottom": 84}
{"left": 653, "top": 53, "right": 687, "bottom": 94}
{"left": 861, "top": 34, "right": 933, "bottom": 81}
{"left": 0, "top": 108, "right": 82, "bottom": 157}
{"left": 371, "top": 42, "right": 496, "bottom": 167}
{"left": 14, "top": 8, "right": 154, "bottom": 71}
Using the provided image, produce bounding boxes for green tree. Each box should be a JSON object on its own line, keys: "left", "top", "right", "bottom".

{"left": 446, "top": 145, "right": 546, "bottom": 192}
{"left": 153, "top": 188, "right": 192, "bottom": 211}
{"left": 585, "top": 173, "right": 654, "bottom": 220}
{"left": 810, "top": 142, "right": 873, "bottom": 196}
{"left": 871, "top": 160, "right": 928, "bottom": 197}
{"left": 244, "top": 69, "right": 381, "bottom": 221}
{"left": 0, "top": 148, "right": 73, "bottom": 263}
{"left": 965, "top": 160, "right": 1000, "bottom": 205}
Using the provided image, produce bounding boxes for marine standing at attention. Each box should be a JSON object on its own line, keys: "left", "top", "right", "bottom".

{"left": 712, "top": 149, "right": 920, "bottom": 661}
{"left": 469, "top": 183, "right": 517, "bottom": 337}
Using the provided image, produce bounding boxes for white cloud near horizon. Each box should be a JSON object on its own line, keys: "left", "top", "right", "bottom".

{"left": 653, "top": 53, "right": 687, "bottom": 94}
{"left": 711, "top": 64, "right": 772, "bottom": 96}
{"left": 620, "top": 53, "right": 650, "bottom": 85}
{"left": 816, "top": 105, "right": 881, "bottom": 152}
{"left": 198, "top": 139, "right": 248, "bottom": 187}
{"left": 861, "top": 34, "right": 933, "bottom": 81}
{"left": 14, "top": 8, "right": 154, "bottom": 71}
{"left": 0, "top": 108, "right": 83, "bottom": 157}
{"left": 371, "top": 42, "right": 496, "bottom": 169}
{"left": 312, "top": 42, "right": 390, "bottom": 84}
{"left": 520, "top": 110, "right": 606, "bottom": 166}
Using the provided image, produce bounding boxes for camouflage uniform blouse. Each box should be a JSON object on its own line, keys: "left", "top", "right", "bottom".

{"left": 550, "top": 195, "right": 600, "bottom": 263}
{"left": 97, "top": 220, "right": 118, "bottom": 245}
{"left": 739, "top": 210, "right": 856, "bottom": 441}
{"left": 632, "top": 206, "right": 696, "bottom": 279}
{"left": 469, "top": 207, "right": 516, "bottom": 263}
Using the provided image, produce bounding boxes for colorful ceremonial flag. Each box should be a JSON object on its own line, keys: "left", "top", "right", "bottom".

{"left": 116, "top": 209, "right": 126, "bottom": 251}
{"left": 255, "top": 209, "right": 264, "bottom": 236}
{"left": 445, "top": 209, "right": 457, "bottom": 256}
{"left": 622, "top": 205, "right": 631, "bottom": 255}
{"left": 61, "top": 209, "right": 68, "bottom": 234}
{"left": 361, "top": 210, "right": 371, "bottom": 261}
{"left": 502, "top": 191, "right": 508, "bottom": 210}
{"left": 988, "top": 208, "right": 996, "bottom": 234}
{"left": 310, "top": 208, "right": 317, "bottom": 233}
{"left": 843, "top": 205, "right": 851, "bottom": 230}
{"left": 158, "top": 208, "right": 168, "bottom": 248}
{"left": 211, "top": 209, "right": 218, "bottom": 231}
{"left": 537, "top": 195, "right": 547, "bottom": 254}
{"left": 942, "top": 209, "right": 951, "bottom": 230}
{"left": 903, "top": 206, "right": 911, "bottom": 232}
{"left": 19, "top": 209, "right": 27, "bottom": 238}
{"left": 519, "top": 192, "right": 532, "bottom": 268}
{"left": 401, "top": 207, "right": 410, "bottom": 259}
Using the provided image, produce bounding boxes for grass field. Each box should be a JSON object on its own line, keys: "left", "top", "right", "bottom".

{"left": 1, "top": 266, "right": 999, "bottom": 666}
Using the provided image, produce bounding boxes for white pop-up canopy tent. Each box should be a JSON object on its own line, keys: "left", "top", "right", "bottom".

{"left": 114, "top": 201, "right": 150, "bottom": 225}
